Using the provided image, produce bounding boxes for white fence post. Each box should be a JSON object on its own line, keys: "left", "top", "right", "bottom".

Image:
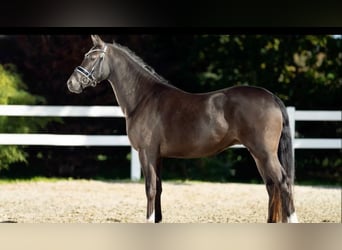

{"left": 287, "top": 106, "right": 296, "bottom": 163}
{"left": 130, "top": 148, "right": 141, "bottom": 181}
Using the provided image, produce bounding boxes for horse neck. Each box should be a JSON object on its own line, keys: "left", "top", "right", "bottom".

{"left": 106, "top": 45, "right": 161, "bottom": 117}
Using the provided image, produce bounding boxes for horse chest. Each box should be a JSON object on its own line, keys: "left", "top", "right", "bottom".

{"left": 126, "top": 115, "right": 160, "bottom": 150}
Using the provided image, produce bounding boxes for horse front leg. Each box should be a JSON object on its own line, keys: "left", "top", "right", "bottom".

{"left": 154, "top": 158, "right": 163, "bottom": 223}
{"left": 139, "top": 149, "right": 161, "bottom": 223}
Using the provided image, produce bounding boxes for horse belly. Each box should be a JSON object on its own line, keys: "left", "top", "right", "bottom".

{"left": 160, "top": 113, "right": 229, "bottom": 158}
{"left": 161, "top": 136, "right": 227, "bottom": 158}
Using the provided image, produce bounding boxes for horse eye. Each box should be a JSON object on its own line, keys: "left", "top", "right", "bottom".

{"left": 84, "top": 54, "right": 95, "bottom": 60}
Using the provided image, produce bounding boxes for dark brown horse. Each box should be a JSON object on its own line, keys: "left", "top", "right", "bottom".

{"left": 67, "top": 35, "right": 298, "bottom": 223}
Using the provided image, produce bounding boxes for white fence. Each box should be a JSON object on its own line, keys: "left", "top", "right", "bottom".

{"left": 0, "top": 105, "right": 141, "bottom": 180}
{"left": 0, "top": 105, "right": 341, "bottom": 180}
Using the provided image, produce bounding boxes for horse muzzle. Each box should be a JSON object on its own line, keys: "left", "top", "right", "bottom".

{"left": 67, "top": 78, "right": 83, "bottom": 94}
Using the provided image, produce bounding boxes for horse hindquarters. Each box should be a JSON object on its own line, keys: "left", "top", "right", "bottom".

{"left": 246, "top": 97, "right": 296, "bottom": 223}
{"left": 235, "top": 99, "right": 294, "bottom": 222}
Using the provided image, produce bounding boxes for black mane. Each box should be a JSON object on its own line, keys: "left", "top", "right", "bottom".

{"left": 111, "top": 41, "right": 170, "bottom": 85}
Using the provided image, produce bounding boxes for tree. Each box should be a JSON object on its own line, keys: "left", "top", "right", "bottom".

{"left": 0, "top": 64, "right": 50, "bottom": 170}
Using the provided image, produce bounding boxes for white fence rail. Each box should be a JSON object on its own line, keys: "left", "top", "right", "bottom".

{"left": 0, "top": 105, "right": 341, "bottom": 180}
{"left": 0, "top": 105, "right": 141, "bottom": 180}
{"left": 287, "top": 107, "right": 341, "bottom": 150}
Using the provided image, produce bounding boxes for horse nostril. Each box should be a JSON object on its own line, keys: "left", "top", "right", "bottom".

{"left": 67, "top": 79, "right": 74, "bottom": 90}
{"left": 68, "top": 78, "right": 75, "bottom": 85}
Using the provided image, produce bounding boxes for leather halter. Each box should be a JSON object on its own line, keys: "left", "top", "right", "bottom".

{"left": 75, "top": 45, "right": 108, "bottom": 87}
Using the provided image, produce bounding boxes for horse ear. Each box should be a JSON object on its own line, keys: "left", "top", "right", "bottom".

{"left": 91, "top": 35, "right": 105, "bottom": 47}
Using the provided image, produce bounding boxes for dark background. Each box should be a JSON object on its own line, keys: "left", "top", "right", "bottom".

{"left": 1, "top": 0, "right": 342, "bottom": 27}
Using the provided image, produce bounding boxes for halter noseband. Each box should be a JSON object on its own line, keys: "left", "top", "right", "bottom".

{"left": 75, "top": 45, "right": 108, "bottom": 87}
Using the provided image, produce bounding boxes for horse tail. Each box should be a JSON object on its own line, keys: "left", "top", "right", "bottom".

{"left": 273, "top": 95, "right": 295, "bottom": 184}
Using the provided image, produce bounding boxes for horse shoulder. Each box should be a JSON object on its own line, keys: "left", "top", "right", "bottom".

{"left": 125, "top": 92, "right": 165, "bottom": 150}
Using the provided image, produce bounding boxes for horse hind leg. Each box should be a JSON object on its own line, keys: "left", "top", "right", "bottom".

{"left": 280, "top": 168, "right": 297, "bottom": 223}
{"left": 273, "top": 160, "right": 297, "bottom": 223}
{"left": 252, "top": 153, "right": 295, "bottom": 223}
{"left": 272, "top": 163, "right": 297, "bottom": 223}
{"left": 265, "top": 181, "right": 282, "bottom": 222}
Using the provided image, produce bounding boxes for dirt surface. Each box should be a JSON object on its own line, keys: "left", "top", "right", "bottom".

{"left": 0, "top": 180, "right": 340, "bottom": 223}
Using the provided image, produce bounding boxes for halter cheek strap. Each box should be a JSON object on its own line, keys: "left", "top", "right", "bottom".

{"left": 75, "top": 45, "right": 108, "bottom": 87}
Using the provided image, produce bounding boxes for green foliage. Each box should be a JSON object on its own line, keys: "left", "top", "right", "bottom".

{"left": 190, "top": 35, "right": 341, "bottom": 109}
{"left": 0, "top": 64, "right": 50, "bottom": 170}
{"left": 0, "top": 64, "right": 40, "bottom": 105}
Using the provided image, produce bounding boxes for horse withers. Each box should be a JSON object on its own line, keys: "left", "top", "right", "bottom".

{"left": 67, "top": 35, "right": 298, "bottom": 223}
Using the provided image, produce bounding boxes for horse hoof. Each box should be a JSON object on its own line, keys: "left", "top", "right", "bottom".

{"left": 287, "top": 212, "right": 298, "bottom": 223}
